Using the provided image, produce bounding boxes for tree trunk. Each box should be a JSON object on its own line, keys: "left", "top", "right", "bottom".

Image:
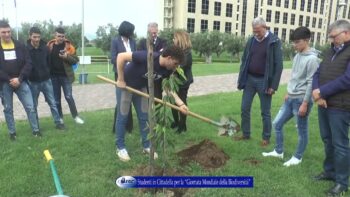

{"left": 205, "top": 54, "right": 212, "bottom": 64}
{"left": 147, "top": 33, "right": 155, "bottom": 178}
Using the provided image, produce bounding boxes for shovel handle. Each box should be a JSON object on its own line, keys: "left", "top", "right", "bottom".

{"left": 97, "top": 75, "right": 220, "bottom": 126}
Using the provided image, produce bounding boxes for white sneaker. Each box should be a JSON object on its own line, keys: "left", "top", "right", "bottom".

{"left": 283, "top": 156, "right": 302, "bottom": 167}
{"left": 117, "top": 149, "right": 130, "bottom": 162}
{"left": 262, "top": 149, "right": 284, "bottom": 159}
{"left": 143, "top": 148, "right": 158, "bottom": 159}
{"left": 74, "top": 116, "right": 84, "bottom": 124}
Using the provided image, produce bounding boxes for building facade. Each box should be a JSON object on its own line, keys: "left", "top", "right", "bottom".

{"left": 161, "top": 0, "right": 350, "bottom": 44}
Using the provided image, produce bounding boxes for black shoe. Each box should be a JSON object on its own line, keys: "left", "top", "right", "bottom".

{"left": 56, "top": 123, "right": 66, "bottom": 130}
{"left": 326, "top": 183, "right": 348, "bottom": 196}
{"left": 313, "top": 172, "right": 335, "bottom": 181}
{"left": 171, "top": 122, "right": 178, "bottom": 129}
{"left": 9, "top": 133, "right": 17, "bottom": 141}
{"left": 33, "top": 131, "right": 42, "bottom": 137}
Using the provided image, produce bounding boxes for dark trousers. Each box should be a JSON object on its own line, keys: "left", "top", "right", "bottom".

{"left": 171, "top": 87, "right": 189, "bottom": 131}
{"left": 113, "top": 73, "right": 133, "bottom": 133}
{"left": 318, "top": 107, "right": 350, "bottom": 187}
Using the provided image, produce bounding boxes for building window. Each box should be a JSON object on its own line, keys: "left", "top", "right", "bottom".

{"left": 188, "top": 0, "right": 196, "bottom": 13}
{"left": 299, "top": 15, "right": 304, "bottom": 26}
{"left": 320, "top": 1, "right": 325, "bottom": 14}
{"left": 317, "top": 32, "right": 321, "bottom": 43}
{"left": 266, "top": 10, "right": 272, "bottom": 22}
{"left": 213, "top": 21, "right": 220, "bottom": 31}
{"left": 214, "top": 2, "right": 221, "bottom": 16}
{"left": 283, "top": 13, "right": 288, "bottom": 24}
{"left": 187, "top": 18, "right": 195, "bottom": 33}
{"left": 275, "top": 11, "right": 280, "bottom": 24}
{"left": 274, "top": 27, "right": 279, "bottom": 36}
{"left": 318, "top": 18, "right": 322, "bottom": 28}
{"left": 300, "top": 0, "right": 305, "bottom": 11}
{"left": 307, "top": 0, "right": 312, "bottom": 12}
{"left": 290, "top": 29, "right": 294, "bottom": 40}
{"left": 292, "top": 0, "right": 297, "bottom": 9}
{"left": 291, "top": 14, "right": 295, "bottom": 25}
{"left": 201, "top": 0, "right": 209, "bottom": 14}
{"left": 236, "top": 14, "right": 239, "bottom": 21}
{"left": 200, "top": 19, "right": 208, "bottom": 32}
{"left": 305, "top": 16, "right": 310, "bottom": 27}
{"left": 282, "top": 28, "right": 287, "bottom": 41}
{"left": 284, "top": 0, "right": 289, "bottom": 8}
{"left": 348, "top": 7, "right": 350, "bottom": 19}
{"left": 268, "top": 0, "right": 272, "bottom": 5}
{"left": 241, "top": 0, "right": 247, "bottom": 36}
{"left": 254, "top": 0, "right": 259, "bottom": 18}
{"left": 276, "top": 0, "right": 281, "bottom": 7}
{"left": 312, "top": 17, "right": 316, "bottom": 28}
{"left": 314, "top": 0, "right": 319, "bottom": 13}
{"left": 225, "top": 22, "right": 232, "bottom": 33}
{"left": 311, "top": 31, "right": 315, "bottom": 43}
{"left": 226, "top": 3, "right": 233, "bottom": 17}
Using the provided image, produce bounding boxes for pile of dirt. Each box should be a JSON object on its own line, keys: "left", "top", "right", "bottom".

{"left": 131, "top": 165, "right": 188, "bottom": 197}
{"left": 177, "top": 139, "right": 230, "bottom": 169}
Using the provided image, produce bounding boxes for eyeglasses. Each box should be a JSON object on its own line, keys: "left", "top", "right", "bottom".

{"left": 328, "top": 31, "right": 345, "bottom": 39}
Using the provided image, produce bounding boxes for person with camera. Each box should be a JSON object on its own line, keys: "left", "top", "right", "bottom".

{"left": 0, "top": 20, "right": 40, "bottom": 140}
{"left": 47, "top": 27, "right": 84, "bottom": 124}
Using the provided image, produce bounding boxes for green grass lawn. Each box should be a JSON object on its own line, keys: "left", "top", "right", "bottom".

{"left": 0, "top": 86, "right": 330, "bottom": 197}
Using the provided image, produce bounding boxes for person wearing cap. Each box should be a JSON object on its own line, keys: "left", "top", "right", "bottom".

{"left": 262, "top": 26, "right": 319, "bottom": 166}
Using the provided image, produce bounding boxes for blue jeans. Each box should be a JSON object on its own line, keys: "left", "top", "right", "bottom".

{"left": 273, "top": 97, "right": 313, "bottom": 159}
{"left": 318, "top": 107, "right": 350, "bottom": 187}
{"left": 115, "top": 87, "right": 149, "bottom": 150}
{"left": 51, "top": 75, "right": 78, "bottom": 118}
{"left": 2, "top": 82, "right": 39, "bottom": 134}
{"left": 241, "top": 75, "right": 272, "bottom": 140}
{"left": 29, "top": 79, "right": 62, "bottom": 125}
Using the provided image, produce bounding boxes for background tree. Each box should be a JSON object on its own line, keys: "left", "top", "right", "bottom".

{"left": 191, "top": 31, "right": 224, "bottom": 64}
{"left": 282, "top": 42, "right": 295, "bottom": 61}
{"left": 223, "top": 33, "right": 245, "bottom": 62}
{"left": 94, "top": 23, "right": 119, "bottom": 54}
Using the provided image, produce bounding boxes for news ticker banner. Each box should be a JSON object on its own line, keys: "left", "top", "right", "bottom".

{"left": 116, "top": 176, "right": 253, "bottom": 188}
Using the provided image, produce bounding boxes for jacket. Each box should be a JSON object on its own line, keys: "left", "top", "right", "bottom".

{"left": 110, "top": 36, "right": 136, "bottom": 72}
{"left": 179, "top": 49, "right": 193, "bottom": 89}
{"left": 237, "top": 32, "right": 283, "bottom": 91}
{"left": 47, "top": 39, "right": 79, "bottom": 83}
{"left": 0, "top": 39, "right": 32, "bottom": 83}
{"left": 138, "top": 36, "right": 167, "bottom": 52}
{"left": 26, "top": 39, "right": 51, "bottom": 82}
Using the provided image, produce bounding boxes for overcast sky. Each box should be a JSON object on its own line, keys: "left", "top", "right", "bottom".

{"left": 3, "top": 0, "right": 161, "bottom": 39}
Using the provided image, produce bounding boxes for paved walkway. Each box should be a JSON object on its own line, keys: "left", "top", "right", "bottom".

{"left": 0, "top": 69, "right": 291, "bottom": 121}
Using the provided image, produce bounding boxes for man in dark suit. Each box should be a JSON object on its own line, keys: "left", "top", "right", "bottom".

{"left": 138, "top": 22, "right": 167, "bottom": 52}
{"left": 138, "top": 22, "right": 167, "bottom": 99}
{"left": 111, "top": 21, "right": 136, "bottom": 133}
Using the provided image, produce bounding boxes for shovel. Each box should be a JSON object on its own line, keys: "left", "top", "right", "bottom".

{"left": 44, "top": 150, "right": 70, "bottom": 197}
{"left": 97, "top": 75, "right": 240, "bottom": 136}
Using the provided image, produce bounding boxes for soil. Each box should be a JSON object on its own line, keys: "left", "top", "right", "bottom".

{"left": 243, "top": 157, "right": 262, "bottom": 166}
{"left": 177, "top": 139, "right": 230, "bottom": 169}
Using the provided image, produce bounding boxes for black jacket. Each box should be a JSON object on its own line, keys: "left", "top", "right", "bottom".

{"left": 26, "top": 40, "right": 51, "bottom": 82}
{"left": 179, "top": 49, "right": 193, "bottom": 88}
{"left": 0, "top": 39, "right": 32, "bottom": 83}
{"left": 138, "top": 36, "right": 167, "bottom": 52}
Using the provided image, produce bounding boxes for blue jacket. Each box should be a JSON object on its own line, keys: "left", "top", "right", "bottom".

{"left": 110, "top": 36, "right": 136, "bottom": 72}
{"left": 237, "top": 32, "right": 283, "bottom": 91}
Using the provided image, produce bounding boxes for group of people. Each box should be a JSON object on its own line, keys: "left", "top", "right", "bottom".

{"left": 110, "top": 21, "right": 193, "bottom": 162}
{"left": 0, "top": 20, "right": 84, "bottom": 141}
{"left": 234, "top": 17, "right": 350, "bottom": 196}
